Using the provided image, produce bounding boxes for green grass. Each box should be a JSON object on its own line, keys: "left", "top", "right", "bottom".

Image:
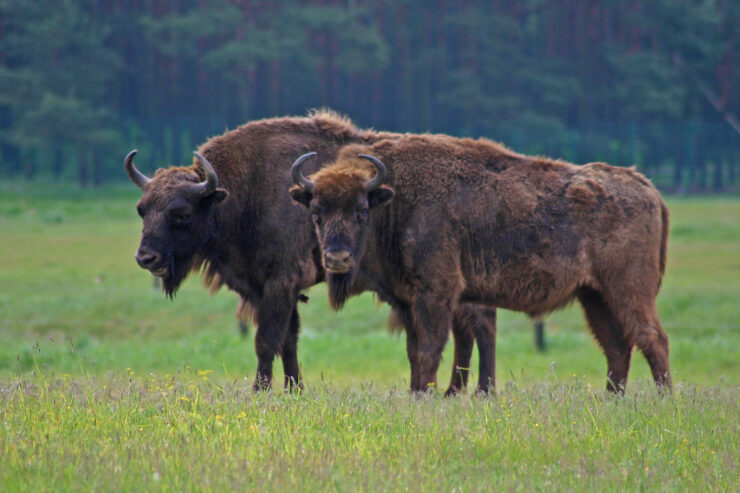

{"left": 0, "top": 182, "right": 738, "bottom": 490}
{"left": 1, "top": 377, "right": 736, "bottom": 491}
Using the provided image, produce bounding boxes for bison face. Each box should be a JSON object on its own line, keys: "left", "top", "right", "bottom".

{"left": 125, "top": 150, "right": 228, "bottom": 297}
{"left": 312, "top": 196, "right": 370, "bottom": 275}
{"left": 289, "top": 152, "right": 394, "bottom": 308}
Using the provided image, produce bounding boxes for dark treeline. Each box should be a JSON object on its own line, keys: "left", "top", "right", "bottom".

{"left": 0, "top": 0, "right": 738, "bottom": 191}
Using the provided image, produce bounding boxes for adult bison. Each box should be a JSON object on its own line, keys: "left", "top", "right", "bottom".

{"left": 124, "top": 110, "right": 495, "bottom": 393}
{"left": 289, "top": 135, "right": 672, "bottom": 393}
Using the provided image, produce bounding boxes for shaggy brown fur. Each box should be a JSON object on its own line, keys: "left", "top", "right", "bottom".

{"left": 127, "top": 109, "right": 494, "bottom": 393}
{"left": 291, "top": 134, "right": 671, "bottom": 393}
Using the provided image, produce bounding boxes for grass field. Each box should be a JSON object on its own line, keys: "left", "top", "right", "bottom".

{"left": 0, "top": 183, "right": 738, "bottom": 491}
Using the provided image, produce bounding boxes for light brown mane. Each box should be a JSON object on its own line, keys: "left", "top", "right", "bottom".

{"left": 308, "top": 145, "right": 380, "bottom": 202}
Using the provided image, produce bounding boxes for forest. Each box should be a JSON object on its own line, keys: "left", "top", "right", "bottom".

{"left": 0, "top": 0, "right": 738, "bottom": 191}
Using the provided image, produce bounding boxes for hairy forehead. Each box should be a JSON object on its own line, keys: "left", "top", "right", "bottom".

{"left": 139, "top": 167, "right": 201, "bottom": 206}
{"left": 312, "top": 172, "right": 368, "bottom": 207}
{"left": 309, "top": 147, "right": 378, "bottom": 207}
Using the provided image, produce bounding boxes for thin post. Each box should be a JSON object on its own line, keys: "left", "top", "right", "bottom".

{"left": 534, "top": 317, "right": 546, "bottom": 351}
{"left": 238, "top": 320, "right": 249, "bottom": 337}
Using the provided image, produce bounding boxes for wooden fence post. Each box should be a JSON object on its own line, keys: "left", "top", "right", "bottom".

{"left": 534, "top": 317, "right": 546, "bottom": 351}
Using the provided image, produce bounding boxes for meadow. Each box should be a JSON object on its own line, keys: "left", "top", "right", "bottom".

{"left": 0, "top": 183, "right": 737, "bottom": 491}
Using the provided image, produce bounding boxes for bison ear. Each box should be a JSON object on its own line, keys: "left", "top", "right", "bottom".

{"left": 204, "top": 188, "right": 229, "bottom": 206}
{"left": 289, "top": 185, "right": 313, "bottom": 208}
{"left": 368, "top": 185, "right": 394, "bottom": 209}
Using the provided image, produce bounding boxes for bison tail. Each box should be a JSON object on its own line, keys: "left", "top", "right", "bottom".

{"left": 657, "top": 200, "right": 670, "bottom": 291}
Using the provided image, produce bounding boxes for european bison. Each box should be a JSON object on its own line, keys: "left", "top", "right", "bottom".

{"left": 289, "top": 134, "right": 672, "bottom": 393}
{"left": 124, "top": 110, "right": 495, "bottom": 393}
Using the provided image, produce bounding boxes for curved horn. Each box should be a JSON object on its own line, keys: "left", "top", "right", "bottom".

{"left": 124, "top": 150, "right": 151, "bottom": 190}
{"left": 291, "top": 152, "right": 317, "bottom": 191}
{"left": 358, "top": 154, "right": 387, "bottom": 191}
{"left": 191, "top": 151, "right": 219, "bottom": 197}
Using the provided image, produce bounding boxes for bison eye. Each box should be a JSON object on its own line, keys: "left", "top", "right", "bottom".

{"left": 357, "top": 208, "right": 369, "bottom": 221}
{"left": 167, "top": 208, "right": 192, "bottom": 223}
{"left": 136, "top": 205, "right": 145, "bottom": 218}
{"left": 312, "top": 213, "right": 322, "bottom": 225}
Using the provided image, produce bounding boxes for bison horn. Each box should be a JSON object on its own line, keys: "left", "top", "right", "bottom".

{"left": 124, "top": 150, "right": 152, "bottom": 190}
{"left": 291, "top": 152, "right": 317, "bottom": 191}
{"left": 191, "top": 151, "right": 219, "bottom": 197}
{"left": 358, "top": 154, "right": 387, "bottom": 191}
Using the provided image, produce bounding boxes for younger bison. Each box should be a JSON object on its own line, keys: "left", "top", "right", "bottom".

{"left": 290, "top": 135, "right": 671, "bottom": 393}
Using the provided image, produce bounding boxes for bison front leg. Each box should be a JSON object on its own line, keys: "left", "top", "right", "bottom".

{"left": 253, "top": 287, "right": 299, "bottom": 392}
{"left": 409, "top": 292, "right": 457, "bottom": 393}
{"left": 280, "top": 308, "right": 303, "bottom": 392}
{"left": 398, "top": 301, "right": 484, "bottom": 395}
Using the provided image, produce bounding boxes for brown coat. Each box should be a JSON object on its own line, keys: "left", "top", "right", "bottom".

{"left": 292, "top": 133, "right": 671, "bottom": 392}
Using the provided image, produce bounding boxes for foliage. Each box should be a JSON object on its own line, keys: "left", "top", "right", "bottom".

{"left": 0, "top": 0, "right": 738, "bottom": 190}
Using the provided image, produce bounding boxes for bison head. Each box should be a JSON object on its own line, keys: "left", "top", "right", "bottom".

{"left": 124, "top": 150, "right": 229, "bottom": 297}
{"left": 289, "top": 152, "right": 394, "bottom": 309}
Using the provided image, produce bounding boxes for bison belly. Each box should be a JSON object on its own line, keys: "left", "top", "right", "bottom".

{"left": 458, "top": 212, "right": 589, "bottom": 315}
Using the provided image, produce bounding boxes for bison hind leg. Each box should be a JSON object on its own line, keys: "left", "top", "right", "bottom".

{"left": 587, "top": 285, "right": 673, "bottom": 394}
{"left": 577, "top": 287, "right": 633, "bottom": 393}
{"left": 633, "top": 314, "right": 672, "bottom": 393}
{"left": 445, "top": 303, "right": 498, "bottom": 396}
{"left": 461, "top": 304, "right": 496, "bottom": 396}
{"left": 446, "top": 315, "right": 474, "bottom": 396}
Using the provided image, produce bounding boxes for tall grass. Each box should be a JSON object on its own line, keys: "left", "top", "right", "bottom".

{"left": 1, "top": 372, "right": 736, "bottom": 491}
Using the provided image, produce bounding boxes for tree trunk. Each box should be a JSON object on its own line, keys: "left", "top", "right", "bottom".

{"left": 53, "top": 149, "right": 63, "bottom": 180}
{"left": 78, "top": 149, "right": 89, "bottom": 187}
{"left": 92, "top": 148, "right": 103, "bottom": 187}
{"left": 23, "top": 148, "right": 36, "bottom": 180}
{"left": 712, "top": 159, "right": 724, "bottom": 192}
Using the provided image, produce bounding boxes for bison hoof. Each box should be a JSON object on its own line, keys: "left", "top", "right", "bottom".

{"left": 474, "top": 385, "right": 492, "bottom": 397}
{"left": 284, "top": 377, "right": 304, "bottom": 394}
{"left": 444, "top": 386, "right": 462, "bottom": 397}
{"left": 252, "top": 376, "right": 272, "bottom": 393}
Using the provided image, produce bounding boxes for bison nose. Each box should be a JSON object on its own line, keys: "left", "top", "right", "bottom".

{"left": 135, "top": 247, "right": 162, "bottom": 270}
{"left": 324, "top": 250, "right": 354, "bottom": 273}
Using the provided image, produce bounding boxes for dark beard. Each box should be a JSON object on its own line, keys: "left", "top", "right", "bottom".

{"left": 327, "top": 271, "right": 355, "bottom": 310}
{"left": 162, "top": 253, "right": 194, "bottom": 299}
